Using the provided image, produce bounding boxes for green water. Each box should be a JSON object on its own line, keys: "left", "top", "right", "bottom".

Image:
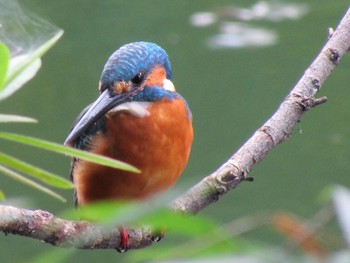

{"left": 1, "top": 0, "right": 350, "bottom": 262}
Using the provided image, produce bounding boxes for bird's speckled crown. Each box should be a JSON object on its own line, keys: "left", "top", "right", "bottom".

{"left": 100, "top": 42, "right": 172, "bottom": 90}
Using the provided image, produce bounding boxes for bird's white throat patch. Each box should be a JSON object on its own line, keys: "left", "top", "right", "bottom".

{"left": 163, "top": 79, "right": 175, "bottom": 91}
{"left": 108, "top": 101, "right": 152, "bottom": 117}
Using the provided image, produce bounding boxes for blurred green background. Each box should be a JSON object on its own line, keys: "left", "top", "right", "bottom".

{"left": 1, "top": 0, "right": 350, "bottom": 262}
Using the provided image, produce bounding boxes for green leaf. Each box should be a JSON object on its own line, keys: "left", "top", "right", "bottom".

{"left": 0, "top": 190, "right": 5, "bottom": 201}
{"left": 0, "top": 58, "right": 41, "bottom": 100}
{"left": 0, "top": 164, "right": 66, "bottom": 202}
{"left": 68, "top": 201, "right": 131, "bottom": 222}
{"left": 32, "top": 248, "right": 75, "bottom": 263}
{"left": 0, "top": 132, "right": 140, "bottom": 173}
{"left": 64, "top": 191, "right": 176, "bottom": 223}
{"left": 0, "top": 30, "right": 64, "bottom": 100}
{"left": 0, "top": 151, "right": 73, "bottom": 189}
{"left": 0, "top": 42, "right": 10, "bottom": 90}
{"left": 0, "top": 114, "right": 37, "bottom": 123}
{"left": 139, "top": 210, "right": 217, "bottom": 236}
{"left": 65, "top": 200, "right": 162, "bottom": 224}
{"left": 65, "top": 192, "right": 217, "bottom": 236}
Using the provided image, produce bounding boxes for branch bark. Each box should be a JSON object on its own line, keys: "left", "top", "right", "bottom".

{"left": 171, "top": 6, "right": 350, "bottom": 214}
{"left": 0, "top": 205, "right": 155, "bottom": 250}
{"left": 2, "top": 7, "right": 350, "bottom": 252}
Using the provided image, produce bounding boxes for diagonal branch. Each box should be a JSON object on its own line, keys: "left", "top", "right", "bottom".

{"left": 171, "top": 7, "right": 350, "bottom": 214}
{"left": 1, "top": 6, "right": 350, "bottom": 252}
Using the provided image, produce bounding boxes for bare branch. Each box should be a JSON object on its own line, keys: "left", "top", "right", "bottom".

{"left": 172, "top": 6, "right": 350, "bottom": 214}
{"left": 0, "top": 205, "right": 156, "bottom": 251}
{"left": 1, "top": 6, "right": 350, "bottom": 252}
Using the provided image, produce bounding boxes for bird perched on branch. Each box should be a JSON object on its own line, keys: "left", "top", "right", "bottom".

{"left": 64, "top": 41, "right": 193, "bottom": 251}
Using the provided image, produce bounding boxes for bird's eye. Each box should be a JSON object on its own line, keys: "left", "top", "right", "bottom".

{"left": 131, "top": 72, "right": 144, "bottom": 85}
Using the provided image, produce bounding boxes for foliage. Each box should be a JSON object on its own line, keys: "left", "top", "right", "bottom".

{"left": 0, "top": 1, "right": 138, "bottom": 202}
{"left": 0, "top": 42, "right": 9, "bottom": 89}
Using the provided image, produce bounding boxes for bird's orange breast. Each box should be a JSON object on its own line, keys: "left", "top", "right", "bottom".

{"left": 73, "top": 98, "right": 193, "bottom": 205}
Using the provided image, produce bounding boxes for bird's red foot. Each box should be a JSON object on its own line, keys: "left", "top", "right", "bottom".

{"left": 116, "top": 226, "right": 129, "bottom": 253}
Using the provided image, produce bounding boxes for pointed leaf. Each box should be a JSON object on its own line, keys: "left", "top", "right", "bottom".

{"left": 0, "top": 114, "right": 37, "bottom": 123}
{"left": 0, "top": 151, "right": 73, "bottom": 189}
{"left": 0, "top": 132, "right": 140, "bottom": 173}
{"left": 5, "top": 31, "right": 63, "bottom": 86}
{"left": 0, "top": 164, "right": 66, "bottom": 202}
{"left": 1, "top": 30, "right": 63, "bottom": 100}
{"left": 139, "top": 210, "right": 217, "bottom": 236}
{"left": 0, "top": 0, "right": 64, "bottom": 100}
{"left": 0, "top": 58, "right": 41, "bottom": 100}
{"left": 0, "top": 190, "right": 5, "bottom": 201}
{"left": 65, "top": 191, "right": 177, "bottom": 223}
{"left": 65, "top": 190, "right": 217, "bottom": 236}
{"left": 0, "top": 42, "right": 10, "bottom": 90}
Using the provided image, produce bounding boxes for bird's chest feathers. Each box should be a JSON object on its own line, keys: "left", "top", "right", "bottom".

{"left": 102, "top": 98, "right": 192, "bottom": 163}
{"left": 75, "top": 98, "right": 193, "bottom": 201}
{"left": 105, "top": 99, "right": 189, "bottom": 140}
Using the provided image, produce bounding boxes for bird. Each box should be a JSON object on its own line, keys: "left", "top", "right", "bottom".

{"left": 64, "top": 41, "right": 193, "bottom": 251}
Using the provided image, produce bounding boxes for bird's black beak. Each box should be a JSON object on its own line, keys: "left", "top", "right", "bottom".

{"left": 64, "top": 89, "right": 132, "bottom": 146}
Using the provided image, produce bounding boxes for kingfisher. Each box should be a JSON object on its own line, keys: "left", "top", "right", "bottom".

{"left": 64, "top": 42, "right": 193, "bottom": 251}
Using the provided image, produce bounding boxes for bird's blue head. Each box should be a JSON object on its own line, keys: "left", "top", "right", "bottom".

{"left": 65, "top": 42, "right": 176, "bottom": 146}
{"left": 99, "top": 42, "right": 172, "bottom": 92}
